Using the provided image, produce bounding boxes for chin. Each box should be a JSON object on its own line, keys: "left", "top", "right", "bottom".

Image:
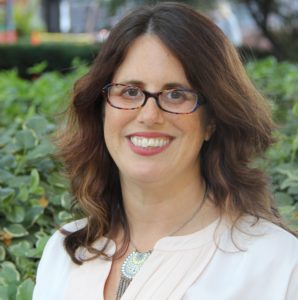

{"left": 121, "top": 165, "right": 166, "bottom": 184}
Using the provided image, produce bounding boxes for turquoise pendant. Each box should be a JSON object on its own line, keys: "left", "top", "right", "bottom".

{"left": 121, "top": 250, "right": 151, "bottom": 279}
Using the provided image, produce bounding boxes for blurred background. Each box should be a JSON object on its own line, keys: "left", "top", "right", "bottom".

{"left": 0, "top": 0, "right": 298, "bottom": 75}
{"left": 0, "top": 1, "right": 298, "bottom": 299}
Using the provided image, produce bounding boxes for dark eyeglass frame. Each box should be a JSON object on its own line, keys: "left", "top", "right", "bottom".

{"left": 102, "top": 83, "right": 206, "bottom": 115}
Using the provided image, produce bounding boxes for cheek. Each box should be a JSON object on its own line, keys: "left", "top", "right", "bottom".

{"left": 103, "top": 106, "right": 134, "bottom": 140}
{"left": 103, "top": 112, "right": 120, "bottom": 162}
{"left": 192, "top": 110, "right": 210, "bottom": 140}
{"left": 176, "top": 114, "right": 209, "bottom": 158}
{"left": 177, "top": 111, "right": 206, "bottom": 136}
{"left": 103, "top": 106, "right": 117, "bottom": 147}
{"left": 104, "top": 105, "right": 120, "bottom": 132}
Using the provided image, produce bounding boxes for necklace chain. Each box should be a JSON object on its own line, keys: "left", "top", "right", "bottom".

{"left": 130, "top": 186, "right": 207, "bottom": 251}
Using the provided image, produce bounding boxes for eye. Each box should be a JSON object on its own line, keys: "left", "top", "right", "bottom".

{"left": 169, "top": 90, "right": 184, "bottom": 99}
{"left": 121, "top": 86, "right": 143, "bottom": 99}
{"left": 165, "top": 90, "right": 188, "bottom": 102}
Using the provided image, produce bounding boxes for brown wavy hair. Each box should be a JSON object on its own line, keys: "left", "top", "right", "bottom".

{"left": 57, "top": 2, "right": 294, "bottom": 264}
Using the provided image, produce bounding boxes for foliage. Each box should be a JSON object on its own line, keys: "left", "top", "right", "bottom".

{"left": 0, "top": 57, "right": 297, "bottom": 299}
{"left": 0, "top": 61, "right": 88, "bottom": 300}
{"left": 0, "top": 43, "right": 100, "bottom": 79}
{"left": 0, "top": 43, "right": 270, "bottom": 79}
{"left": 13, "top": 0, "right": 45, "bottom": 37}
{"left": 246, "top": 57, "right": 298, "bottom": 228}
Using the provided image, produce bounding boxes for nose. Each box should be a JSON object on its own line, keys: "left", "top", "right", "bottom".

{"left": 136, "top": 96, "right": 164, "bottom": 126}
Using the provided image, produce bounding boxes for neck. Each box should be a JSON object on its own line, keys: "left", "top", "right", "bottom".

{"left": 119, "top": 172, "right": 218, "bottom": 251}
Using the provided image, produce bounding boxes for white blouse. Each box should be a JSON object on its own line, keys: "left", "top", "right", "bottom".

{"left": 33, "top": 217, "right": 298, "bottom": 300}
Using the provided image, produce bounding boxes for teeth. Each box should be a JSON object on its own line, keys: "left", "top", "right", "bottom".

{"left": 130, "top": 136, "right": 170, "bottom": 148}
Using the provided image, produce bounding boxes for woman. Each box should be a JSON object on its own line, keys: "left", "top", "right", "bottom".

{"left": 33, "top": 2, "right": 298, "bottom": 300}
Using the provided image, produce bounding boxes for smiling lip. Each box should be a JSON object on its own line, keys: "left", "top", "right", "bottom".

{"left": 126, "top": 132, "right": 174, "bottom": 156}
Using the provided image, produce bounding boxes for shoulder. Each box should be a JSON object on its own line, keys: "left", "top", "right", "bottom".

{"left": 237, "top": 216, "right": 298, "bottom": 254}
{"left": 39, "top": 218, "right": 87, "bottom": 259}
{"left": 35, "top": 218, "right": 87, "bottom": 272}
{"left": 33, "top": 219, "right": 87, "bottom": 299}
{"left": 40, "top": 218, "right": 87, "bottom": 256}
{"left": 60, "top": 218, "right": 88, "bottom": 232}
{"left": 219, "top": 216, "right": 298, "bottom": 267}
{"left": 187, "top": 218, "right": 298, "bottom": 299}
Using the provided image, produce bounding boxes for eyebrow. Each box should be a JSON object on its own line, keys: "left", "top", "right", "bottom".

{"left": 117, "top": 80, "right": 192, "bottom": 90}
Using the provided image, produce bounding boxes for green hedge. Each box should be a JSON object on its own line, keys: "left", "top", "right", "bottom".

{"left": 0, "top": 43, "right": 100, "bottom": 78}
{"left": 0, "top": 61, "right": 88, "bottom": 299}
{"left": 246, "top": 58, "right": 298, "bottom": 221}
{"left": 0, "top": 58, "right": 297, "bottom": 299}
{"left": 0, "top": 43, "right": 271, "bottom": 78}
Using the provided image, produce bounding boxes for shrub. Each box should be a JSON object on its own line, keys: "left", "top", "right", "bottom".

{"left": 0, "top": 61, "right": 88, "bottom": 299}
{"left": 0, "top": 43, "right": 100, "bottom": 79}
{"left": 0, "top": 43, "right": 269, "bottom": 79}
{"left": 246, "top": 57, "right": 298, "bottom": 228}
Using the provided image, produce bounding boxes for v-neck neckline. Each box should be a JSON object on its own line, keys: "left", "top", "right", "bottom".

{"left": 65, "top": 217, "right": 227, "bottom": 300}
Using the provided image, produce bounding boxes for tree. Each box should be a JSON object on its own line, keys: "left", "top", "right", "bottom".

{"left": 106, "top": 0, "right": 216, "bottom": 16}
{"left": 237, "top": 0, "right": 298, "bottom": 61}
{"left": 105, "top": 0, "right": 298, "bottom": 61}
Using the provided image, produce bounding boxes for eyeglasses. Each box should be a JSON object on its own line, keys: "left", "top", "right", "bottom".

{"left": 102, "top": 83, "right": 205, "bottom": 114}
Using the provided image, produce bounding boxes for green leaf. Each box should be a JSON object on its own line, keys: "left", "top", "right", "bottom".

{"left": 15, "top": 257, "right": 35, "bottom": 276}
{"left": 0, "top": 170, "right": 15, "bottom": 185}
{"left": 0, "top": 246, "right": 5, "bottom": 261}
{"left": 16, "top": 278, "right": 34, "bottom": 300}
{"left": 281, "top": 178, "right": 298, "bottom": 190}
{"left": 56, "top": 211, "right": 73, "bottom": 224}
{"left": 293, "top": 102, "right": 298, "bottom": 117}
{"left": 35, "top": 232, "right": 50, "bottom": 252}
{"left": 9, "top": 175, "right": 30, "bottom": 189}
{"left": 27, "top": 61, "right": 48, "bottom": 75}
{"left": 0, "top": 155, "right": 16, "bottom": 170}
{"left": 279, "top": 205, "right": 295, "bottom": 216}
{"left": 0, "top": 188, "right": 15, "bottom": 205}
{"left": 48, "top": 172, "right": 68, "bottom": 188}
{"left": 6, "top": 205, "right": 26, "bottom": 223}
{"left": 36, "top": 158, "right": 55, "bottom": 174}
{"left": 3, "top": 225, "right": 28, "bottom": 238}
{"left": 274, "top": 192, "right": 293, "bottom": 206}
{"left": 26, "top": 141, "right": 54, "bottom": 160}
{"left": 15, "top": 130, "right": 37, "bottom": 150}
{"left": 0, "top": 130, "right": 12, "bottom": 148}
{"left": 0, "top": 286, "right": 9, "bottom": 300}
{"left": 25, "top": 115, "right": 50, "bottom": 135}
{"left": 23, "top": 206, "right": 44, "bottom": 227}
{"left": 18, "top": 185, "right": 29, "bottom": 202}
{"left": 29, "top": 169, "right": 40, "bottom": 192}
{"left": 288, "top": 185, "right": 298, "bottom": 195}
{"left": 61, "top": 192, "right": 72, "bottom": 209}
{"left": 0, "top": 261, "right": 20, "bottom": 284}
{"left": 25, "top": 231, "right": 50, "bottom": 258}
{"left": 8, "top": 241, "right": 32, "bottom": 258}
{"left": 4, "top": 141, "right": 22, "bottom": 155}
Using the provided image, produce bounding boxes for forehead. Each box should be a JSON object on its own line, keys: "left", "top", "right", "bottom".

{"left": 112, "top": 34, "right": 191, "bottom": 90}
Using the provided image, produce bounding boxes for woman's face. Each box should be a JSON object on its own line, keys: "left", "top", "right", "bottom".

{"left": 104, "top": 35, "right": 213, "bottom": 185}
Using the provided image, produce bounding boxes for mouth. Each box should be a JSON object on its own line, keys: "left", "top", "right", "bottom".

{"left": 126, "top": 132, "right": 174, "bottom": 156}
{"left": 129, "top": 136, "right": 171, "bottom": 148}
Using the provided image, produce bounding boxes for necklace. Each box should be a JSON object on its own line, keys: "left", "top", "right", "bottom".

{"left": 115, "top": 187, "right": 207, "bottom": 299}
